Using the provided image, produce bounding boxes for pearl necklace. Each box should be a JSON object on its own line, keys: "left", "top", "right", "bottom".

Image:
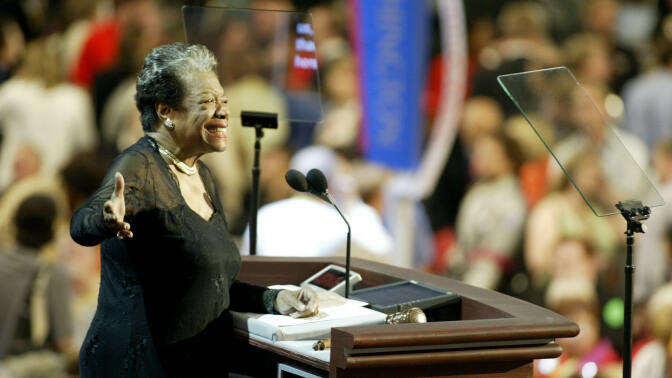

{"left": 153, "top": 139, "right": 197, "bottom": 176}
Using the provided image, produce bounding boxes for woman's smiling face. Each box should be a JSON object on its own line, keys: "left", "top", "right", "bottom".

{"left": 172, "top": 70, "right": 229, "bottom": 154}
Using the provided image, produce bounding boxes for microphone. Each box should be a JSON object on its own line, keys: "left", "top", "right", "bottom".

{"left": 285, "top": 169, "right": 309, "bottom": 193}
{"left": 306, "top": 169, "right": 328, "bottom": 193}
{"left": 306, "top": 169, "right": 333, "bottom": 204}
{"left": 295, "top": 168, "right": 353, "bottom": 298}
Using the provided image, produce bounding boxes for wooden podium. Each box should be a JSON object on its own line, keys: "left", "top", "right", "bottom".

{"left": 231, "top": 256, "right": 579, "bottom": 378}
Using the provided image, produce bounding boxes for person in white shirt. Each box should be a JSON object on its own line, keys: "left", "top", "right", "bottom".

{"left": 242, "top": 146, "right": 393, "bottom": 263}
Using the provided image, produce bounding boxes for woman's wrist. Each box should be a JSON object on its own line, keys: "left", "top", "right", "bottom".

{"left": 262, "top": 289, "right": 281, "bottom": 314}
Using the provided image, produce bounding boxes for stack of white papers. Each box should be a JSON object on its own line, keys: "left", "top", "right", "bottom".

{"left": 231, "top": 285, "right": 387, "bottom": 342}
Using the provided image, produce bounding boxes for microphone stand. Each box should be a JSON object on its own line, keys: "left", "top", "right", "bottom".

{"left": 249, "top": 126, "right": 263, "bottom": 256}
{"left": 325, "top": 192, "right": 351, "bottom": 298}
{"left": 241, "top": 111, "right": 278, "bottom": 256}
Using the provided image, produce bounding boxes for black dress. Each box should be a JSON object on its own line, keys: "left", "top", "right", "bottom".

{"left": 70, "top": 136, "right": 275, "bottom": 377}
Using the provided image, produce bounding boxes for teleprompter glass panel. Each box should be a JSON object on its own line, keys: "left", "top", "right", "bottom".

{"left": 182, "top": 6, "right": 323, "bottom": 124}
{"left": 498, "top": 67, "right": 663, "bottom": 216}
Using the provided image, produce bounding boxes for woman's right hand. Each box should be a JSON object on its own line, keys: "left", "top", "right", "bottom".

{"left": 103, "top": 172, "right": 133, "bottom": 239}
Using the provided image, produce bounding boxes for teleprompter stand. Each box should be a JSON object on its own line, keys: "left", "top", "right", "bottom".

{"left": 241, "top": 111, "right": 278, "bottom": 256}
{"left": 498, "top": 67, "right": 666, "bottom": 378}
{"left": 615, "top": 200, "right": 650, "bottom": 378}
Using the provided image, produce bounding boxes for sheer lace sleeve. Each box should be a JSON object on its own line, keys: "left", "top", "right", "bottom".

{"left": 70, "top": 150, "right": 151, "bottom": 246}
{"left": 229, "top": 281, "right": 279, "bottom": 314}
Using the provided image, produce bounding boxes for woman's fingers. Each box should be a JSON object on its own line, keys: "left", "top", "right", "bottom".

{"left": 116, "top": 228, "right": 133, "bottom": 239}
{"left": 287, "top": 293, "right": 306, "bottom": 312}
{"left": 299, "top": 286, "right": 317, "bottom": 309}
{"left": 288, "top": 287, "right": 318, "bottom": 318}
{"left": 114, "top": 172, "right": 125, "bottom": 199}
{"left": 275, "top": 288, "right": 319, "bottom": 317}
{"left": 103, "top": 173, "right": 132, "bottom": 237}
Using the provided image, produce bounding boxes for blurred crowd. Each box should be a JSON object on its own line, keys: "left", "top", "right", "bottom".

{"left": 0, "top": 0, "right": 672, "bottom": 377}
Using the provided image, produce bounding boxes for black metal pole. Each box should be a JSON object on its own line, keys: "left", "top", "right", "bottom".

{"left": 345, "top": 228, "right": 351, "bottom": 298}
{"left": 249, "top": 127, "right": 263, "bottom": 256}
{"left": 331, "top": 201, "right": 351, "bottom": 298}
{"left": 615, "top": 200, "right": 649, "bottom": 378}
{"left": 623, "top": 229, "right": 635, "bottom": 378}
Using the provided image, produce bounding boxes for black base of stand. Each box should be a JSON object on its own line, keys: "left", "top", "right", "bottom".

{"left": 615, "top": 200, "right": 650, "bottom": 378}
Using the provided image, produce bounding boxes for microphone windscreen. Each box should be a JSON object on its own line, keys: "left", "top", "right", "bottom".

{"left": 285, "top": 169, "right": 308, "bottom": 192}
{"left": 306, "top": 168, "right": 328, "bottom": 193}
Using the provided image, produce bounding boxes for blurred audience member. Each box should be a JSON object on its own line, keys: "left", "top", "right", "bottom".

{"left": 58, "top": 151, "right": 111, "bottom": 351}
{"left": 310, "top": 1, "right": 348, "bottom": 64}
{"left": 634, "top": 139, "right": 672, "bottom": 304}
{"left": 0, "top": 195, "right": 73, "bottom": 377}
{"left": 450, "top": 131, "right": 526, "bottom": 290}
{"left": 10, "top": 144, "right": 42, "bottom": 186}
{"left": 471, "top": 1, "right": 562, "bottom": 116}
{"left": 231, "top": 146, "right": 295, "bottom": 235}
{"left": 424, "top": 96, "right": 503, "bottom": 231}
{"left": 259, "top": 146, "right": 294, "bottom": 206}
{"left": 537, "top": 278, "right": 621, "bottom": 377}
{"left": 580, "top": 0, "right": 639, "bottom": 93}
{"left": 351, "top": 161, "right": 435, "bottom": 269}
{"left": 315, "top": 54, "right": 360, "bottom": 153}
{"left": 0, "top": 176, "right": 68, "bottom": 252}
{"left": 550, "top": 83, "right": 649, "bottom": 203}
{"left": 99, "top": 23, "right": 161, "bottom": 155}
{"left": 350, "top": 160, "right": 390, "bottom": 218}
{"left": 59, "top": 0, "right": 100, "bottom": 75}
{"left": 551, "top": 238, "right": 599, "bottom": 284}
{"left": 504, "top": 115, "right": 555, "bottom": 208}
{"left": 303, "top": 2, "right": 350, "bottom": 151}
{"left": 0, "top": 15, "right": 24, "bottom": 84}
{"left": 242, "top": 146, "right": 393, "bottom": 263}
{"left": 526, "top": 151, "right": 619, "bottom": 290}
{"left": 542, "top": 0, "right": 583, "bottom": 42}
{"left": 631, "top": 283, "right": 672, "bottom": 378}
{"left": 70, "top": 0, "right": 161, "bottom": 89}
{"left": 0, "top": 37, "right": 96, "bottom": 192}
{"left": 458, "top": 96, "right": 504, "bottom": 149}
{"left": 424, "top": 96, "right": 503, "bottom": 272}
{"left": 489, "top": 0, "right": 561, "bottom": 68}
{"left": 93, "top": 9, "right": 162, "bottom": 102}
{"left": 563, "top": 32, "right": 614, "bottom": 87}
{"left": 622, "top": 41, "right": 672, "bottom": 150}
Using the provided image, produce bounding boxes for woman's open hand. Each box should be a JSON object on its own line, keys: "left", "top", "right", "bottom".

{"left": 103, "top": 172, "right": 133, "bottom": 239}
{"left": 275, "top": 286, "right": 318, "bottom": 318}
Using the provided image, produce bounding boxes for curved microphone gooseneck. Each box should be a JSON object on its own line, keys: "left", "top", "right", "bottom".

{"left": 305, "top": 169, "right": 352, "bottom": 298}
{"left": 284, "top": 168, "right": 353, "bottom": 297}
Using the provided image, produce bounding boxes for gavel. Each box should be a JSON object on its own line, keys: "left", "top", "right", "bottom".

{"left": 313, "top": 307, "right": 427, "bottom": 351}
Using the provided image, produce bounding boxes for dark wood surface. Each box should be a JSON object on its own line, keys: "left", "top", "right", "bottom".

{"left": 234, "top": 256, "right": 579, "bottom": 377}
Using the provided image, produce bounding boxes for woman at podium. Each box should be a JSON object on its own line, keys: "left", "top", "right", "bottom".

{"left": 70, "top": 43, "right": 315, "bottom": 378}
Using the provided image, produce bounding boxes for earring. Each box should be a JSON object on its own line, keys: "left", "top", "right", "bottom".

{"left": 165, "top": 118, "right": 175, "bottom": 131}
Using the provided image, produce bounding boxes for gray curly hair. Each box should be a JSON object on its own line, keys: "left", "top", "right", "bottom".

{"left": 135, "top": 43, "right": 218, "bottom": 132}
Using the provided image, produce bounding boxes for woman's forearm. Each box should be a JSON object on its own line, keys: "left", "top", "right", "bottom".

{"left": 70, "top": 205, "right": 113, "bottom": 246}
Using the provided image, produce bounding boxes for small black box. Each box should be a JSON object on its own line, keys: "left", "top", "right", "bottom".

{"left": 240, "top": 111, "right": 278, "bottom": 129}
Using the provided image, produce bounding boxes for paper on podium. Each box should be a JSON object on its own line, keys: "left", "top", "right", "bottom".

{"left": 231, "top": 285, "right": 387, "bottom": 341}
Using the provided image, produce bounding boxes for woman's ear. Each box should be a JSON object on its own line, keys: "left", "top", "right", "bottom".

{"left": 155, "top": 103, "right": 172, "bottom": 122}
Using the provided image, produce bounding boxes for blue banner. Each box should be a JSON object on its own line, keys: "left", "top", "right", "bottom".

{"left": 351, "top": 0, "right": 429, "bottom": 171}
